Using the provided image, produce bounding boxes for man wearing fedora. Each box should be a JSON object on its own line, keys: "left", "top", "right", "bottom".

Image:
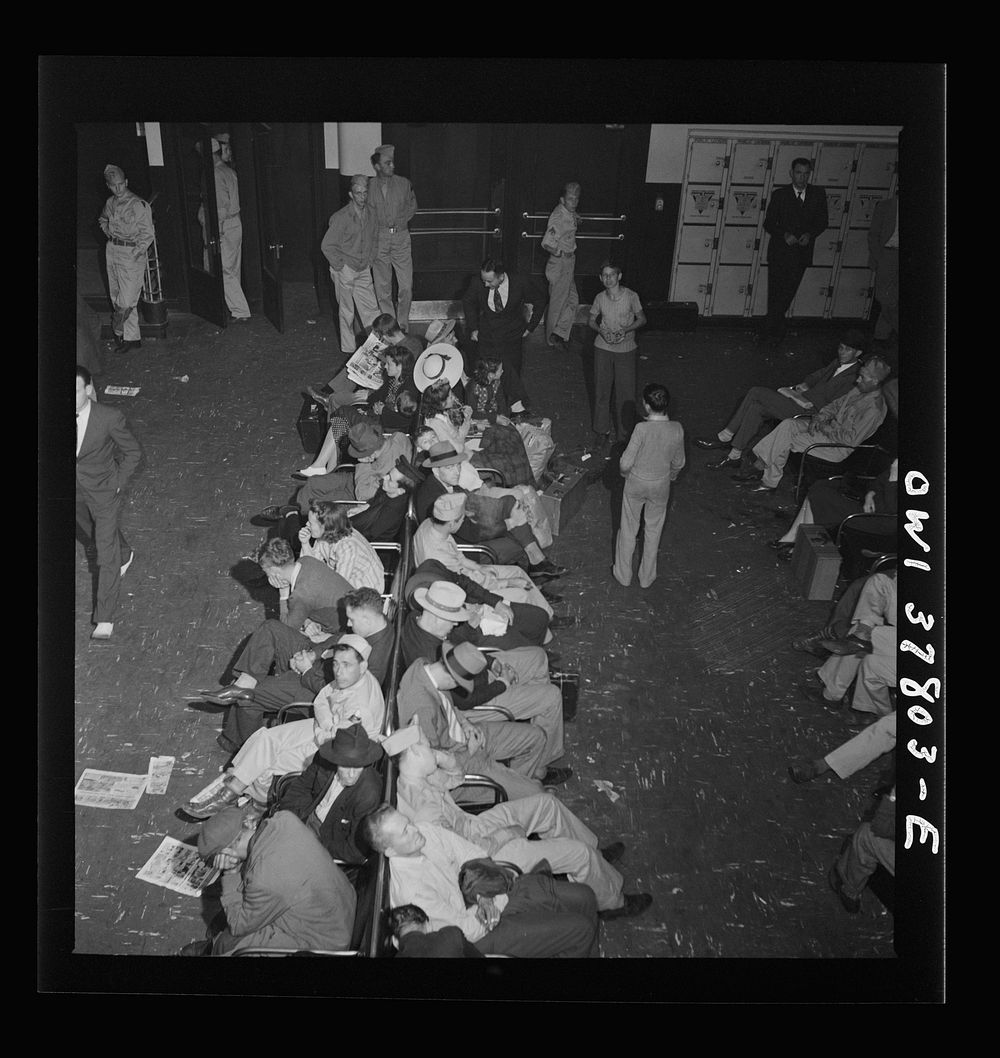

{"left": 400, "top": 580, "right": 569, "bottom": 785}
{"left": 369, "top": 144, "right": 417, "bottom": 331}
{"left": 295, "top": 420, "right": 413, "bottom": 511}
{"left": 463, "top": 256, "right": 544, "bottom": 379}
{"left": 184, "top": 636, "right": 385, "bottom": 818}
{"left": 414, "top": 491, "right": 554, "bottom": 617}
{"left": 396, "top": 642, "right": 548, "bottom": 801}
{"left": 182, "top": 805, "right": 357, "bottom": 955}
{"left": 418, "top": 439, "right": 568, "bottom": 580}
{"left": 276, "top": 723, "right": 384, "bottom": 866}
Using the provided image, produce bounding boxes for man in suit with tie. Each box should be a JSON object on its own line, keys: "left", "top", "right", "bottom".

{"left": 867, "top": 191, "right": 899, "bottom": 343}
{"left": 760, "top": 158, "right": 829, "bottom": 351}
{"left": 694, "top": 330, "right": 866, "bottom": 471}
{"left": 462, "top": 257, "right": 544, "bottom": 381}
{"left": 76, "top": 365, "right": 142, "bottom": 640}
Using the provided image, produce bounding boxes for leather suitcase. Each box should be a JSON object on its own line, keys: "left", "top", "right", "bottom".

{"left": 538, "top": 466, "right": 589, "bottom": 536}
{"left": 791, "top": 524, "right": 842, "bottom": 601}
{"left": 550, "top": 671, "right": 579, "bottom": 722}
{"left": 297, "top": 396, "right": 328, "bottom": 457}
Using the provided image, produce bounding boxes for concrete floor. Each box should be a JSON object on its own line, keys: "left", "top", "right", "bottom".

{"left": 67, "top": 284, "right": 899, "bottom": 971}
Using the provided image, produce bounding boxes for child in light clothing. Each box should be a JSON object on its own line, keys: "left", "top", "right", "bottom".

{"left": 613, "top": 383, "right": 685, "bottom": 588}
{"left": 298, "top": 501, "right": 386, "bottom": 593}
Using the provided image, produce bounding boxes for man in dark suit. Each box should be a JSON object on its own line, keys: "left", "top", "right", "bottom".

{"left": 867, "top": 192, "right": 899, "bottom": 342}
{"left": 694, "top": 330, "right": 866, "bottom": 471}
{"left": 76, "top": 365, "right": 142, "bottom": 640}
{"left": 462, "top": 256, "right": 544, "bottom": 380}
{"left": 761, "top": 158, "right": 829, "bottom": 350}
{"left": 276, "top": 723, "right": 384, "bottom": 867}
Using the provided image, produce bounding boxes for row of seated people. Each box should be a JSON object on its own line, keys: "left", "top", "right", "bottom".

{"left": 177, "top": 320, "right": 651, "bottom": 955}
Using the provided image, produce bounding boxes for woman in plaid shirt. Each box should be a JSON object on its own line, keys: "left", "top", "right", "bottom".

{"left": 298, "top": 501, "right": 385, "bottom": 593}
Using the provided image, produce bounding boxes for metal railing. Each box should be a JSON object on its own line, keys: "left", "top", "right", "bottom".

{"left": 411, "top": 227, "right": 501, "bottom": 237}
{"left": 521, "top": 231, "right": 624, "bottom": 241}
{"left": 521, "top": 211, "right": 627, "bottom": 222}
{"left": 410, "top": 207, "right": 501, "bottom": 238}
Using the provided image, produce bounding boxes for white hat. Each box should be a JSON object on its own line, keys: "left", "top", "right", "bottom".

{"left": 337, "top": 633, "right": 372, "bottom": 661}
{"left": 412, "top": 581, "right": 471, "bottom": 623}
{"left": 414, "top": 344, "right": 465, "bottom": 392}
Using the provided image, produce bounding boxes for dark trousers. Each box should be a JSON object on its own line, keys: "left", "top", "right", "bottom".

{"left": 474, "top": 873, "right": 599, "bottom": 958}
{"left": 724, "top": 386, "right": 804, "bottom": 451}
{"left": 76, "top": 488, "right": 129, "bottom": 624}
{"left": 221, "top": 670, "right": 314, "bottom": 748}
{"left": 764, "top": 245, "right": 810, "bottom": 341}
{"left": 234, "top": 619, "right": 337, "bottom": 680}
{"left": 475, "top": 337, "right": 525, "bottom": 382}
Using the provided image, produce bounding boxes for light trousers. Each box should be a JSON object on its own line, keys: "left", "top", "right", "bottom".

{"left": 331, "top": 264, "right": 380, "bottom": 353}
{"left": 220, "top": 218, "right": 250, "bottom": 318}
{"left": 106, "top": 243, "right": 145, "bottom": 340}
{"left": 545, "top": 254, "right": 578, "bottom": 342}
{"left": 372, "top": 231, "right": 413, "bottom": 329}
{"left": 825, "top": 712, "right": 896, "bottom": 779}
{"left": 614, "top": 475, "right": 671, "bottom": 588}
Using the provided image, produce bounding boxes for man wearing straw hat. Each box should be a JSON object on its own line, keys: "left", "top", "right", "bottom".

{"left": 98, "top": 163, "right": 154, "bottom": 354}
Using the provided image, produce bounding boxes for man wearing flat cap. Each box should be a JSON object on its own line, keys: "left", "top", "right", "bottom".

{"left": 182, "top": 805, "right": 357, "bottom": 955}
{"left": 276, "top": 723, "right": 384, "bottom": 866}
{"left": 322, "top": 174, "right": 380, "bottom": 354}
{"left": 98, "top": 164, "right": 155, "bottom": 354}
{"left": 369, "top": 145, "right": 417, "bottom": 331}
{"left": 212, "top": 136, "right": 251, "bottom": 322}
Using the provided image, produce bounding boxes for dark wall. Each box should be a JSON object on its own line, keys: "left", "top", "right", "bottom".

{"left": 628, "top": 183, "right": 682, "bottom": 305}
{"left": 270, "top": 123, "right": 320, "bottom": 283}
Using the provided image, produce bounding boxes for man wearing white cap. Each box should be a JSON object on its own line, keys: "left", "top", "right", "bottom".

{"left": 369, "top": 145, "right": 417, "bottom": 330}
{"left": 183, "top": 635, "right": 385, "bottom": 818}
{"left": 98, "top": 164, "right": 154, "bottom": 353}
{"left": 212, "top": 137, "right": 251, "bottom": 322}
{"left": 321, "top": 174, "right": 380, "bottom": 353}
{"left": 413, "top": 491, "right": 553, "bottom": 617}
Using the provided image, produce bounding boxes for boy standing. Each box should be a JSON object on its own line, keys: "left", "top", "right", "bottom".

{"left": 613, "top": 383, "right": 685, "bottom": 588}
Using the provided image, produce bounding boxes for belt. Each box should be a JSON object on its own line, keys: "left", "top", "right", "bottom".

{"left": 382, "top": 226, "right": 400, "bottom": 234}
{"left": 110, "top": 238, "right": 136, "bottom": 247}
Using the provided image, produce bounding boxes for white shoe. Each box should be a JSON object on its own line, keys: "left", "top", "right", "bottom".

{"left": 297, "top": 466, "right": 328, "bottom": 477}
{"left": 120, "top": 549, "right": 135, "bottom": 578}
{"left": 91, "top": 622, "right": 114, "bottom": 640}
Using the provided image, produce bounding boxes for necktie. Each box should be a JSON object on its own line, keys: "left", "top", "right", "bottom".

{"left": 796, "top": 191, "right": 804, "bottom": 204}
{"left": 493, "top": 288, "right": 503, "bottom": 313}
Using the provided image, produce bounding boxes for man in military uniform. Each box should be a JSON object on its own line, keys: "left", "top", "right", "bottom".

{"left": 369, "top": 144, "right": 417, "bottom": 331}
{"left": 99, "top": 164, "right": 155, "bottom": 354}
{"left": 213, "top": 136, "right": 251, "bottom": 322}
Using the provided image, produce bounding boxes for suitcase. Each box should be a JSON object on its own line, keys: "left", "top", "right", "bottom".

{"left": 550, "top": 671, "right": 580, "bottom": 722}
{"left": 644, "top": 301, "right": 699, "bottom": 332}
{"left": 297, "top": 396, "right": 328, "bottom": 457}
{"left": 538, "top": 466, "right": 590, "bottom": 536}
{"left": 790, "top": 524, "right": 842, "bottom": 600}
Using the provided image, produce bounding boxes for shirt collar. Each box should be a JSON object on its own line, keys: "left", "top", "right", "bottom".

{"left": 288, "top": 561, "right": 302, "bottom": 591}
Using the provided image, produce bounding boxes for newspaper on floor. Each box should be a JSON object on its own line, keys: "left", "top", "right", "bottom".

{"left": 104, "top": 385, "right": 141, "bottom": 396}
{"left": 345, "top": 332, "right": 388, "bottom": 389}
{"left": 136, "top": 837, "right": 221, "bottom": 897}
{"left": 146, "top": 755, "right": 176, "bottom": 795}
{"left": 75, "top": 768, "right": 148, "bottom": 810}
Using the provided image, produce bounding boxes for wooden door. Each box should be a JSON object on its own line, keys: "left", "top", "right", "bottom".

{"left": 250, "top": 123, "right": 284, "bottom": 333}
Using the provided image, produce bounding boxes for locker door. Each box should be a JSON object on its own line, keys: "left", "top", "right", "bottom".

{"left": 790, "top": 267, "right": 831, "bottom": 317}
{"left": 677, "top": 227, "right": 715, "bottom": 263}
{"left": 751, "top": 266, "right": 768, "bottom": 317}
{"left": 772, "top": 142, "right": 816, "bottom": 181}
{"left": 841, "top": 228, "right": 871, "bottom": 267}
{"left": 713, "top": 265, "right": 752, "bottom": 315}
{"left": 673, "top": 264, "right": 712, "bottom": 312}
{"left": 687, "top": 139, "right": 728, "bottom": 184}
{"left": 824, "top": 188, "right": 849, "bottom": 230}
{"left": 812, "top": 228, "right": 842, "bottom": 267}
{"left": 723, "top": 187, "right": 762, "bottom": 227}
{"left": 831, "top": 267, "right": 874, "bottom": 318}
{"left": 849, "top": 190, "right": 889, "bottom": 228}
{"left": 856, "top": 144, "right": 898, "bottom": 189}
{"left": 719, "top": 227, "right": 756, "bottom": 265}
{"left": 814, "top": 143, "right": 857, "bottom": 187}
{"left": 729, "top": 141, "right": 770, "bottom": 185}
{"left": 682, "top": 185, "right": 722, "bottom": 225}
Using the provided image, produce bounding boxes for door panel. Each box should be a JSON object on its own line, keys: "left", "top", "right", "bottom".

{"left": 713, "top": 265, "right": 751, "bottom": 315}
{"left": 251, "top": 123, "right": 284, "bottom": 333}
{"left": 172, "top": 124, "right": 228, "bottom": 327}
{"left": 790, "top": 266, "right": 832, "bottom": 317}
{"left": 678, "top": 226, "right": 715, "bottom": 263}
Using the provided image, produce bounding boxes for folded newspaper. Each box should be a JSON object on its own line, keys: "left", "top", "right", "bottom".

{"left": 185, "top": 772, "right": 252, "bottom": 810}
{"left": 345, "top": 332, "right": 388, "bottom": 389}
{"left": 75, "top": 768, "right": 148, "bottom": 810}
{"left": 136, "top": 836, "right": 221, "bottom": 897}
{"left": 146, "top": 755, "right": 176, "bottom": 795}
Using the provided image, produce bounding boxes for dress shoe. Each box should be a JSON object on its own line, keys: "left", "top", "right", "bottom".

{"left": 600, "top": 841, "right": 625, "bottom": 865}
{"left": 730, "top": 467, "right": 763, "bottom": 482}
{"left": 230, "top": 315, "right": 251, "bottom": 323}
{"left": 706, "top": 456, "right": 742, "bottom": 471}
{"left": 530, "top": 560, "right": 568, "bottom": 578}
{"left": 792, "top": 631, "right": 829, "bottom": 657}
{"left": 294, "top": 465, "right": 329, "bottom": 479}
{"left": 827, "top": 863, "right": 861, "bottom": 914}
{"left": 91, "top": 622, "right": 114, "bottom": 640}
{"left": 694, "top": 436, "right": 729, "bottom": 451}
{"left": 767, "top": 538, "right": 793, "bottom": 551}
{"left": 787, "top": 759, "right": 823, "bottom": 784}
{"left": 541, "top": 765, "right": 573, "bottom": 787}
{"left": 820, "top": 634, "right": 873, "bottom": 656}
{"left": 599, "top": 892, "right": 653, "bottom": 920}
{"left": 744, "top": 484, "right": 776, "bottom": 494}
{"left": 217, "top": 733, "right": 241, "bottom": 756}
{"left": 115, "top": 339, "right": 141, "bottom": 354}
{"left": 540, "top": 587, "right": 563, "bottom": 604}
{"left": 304, "top": 386, "right": 333, "bottom": 411}
{"left": 181, "top": 783, "right": 242, "bottom": 820}
{"left": 198, "top": 686, "right": 256, "bottom": 706}
{"left": 179, "top": 939, "right": 213, "bottom": 957}
{"left": 800, "top": 683, "right": 845, "bottom": 710}
{"left": 548, "top": 615, "right": 576, "bottom": 630}
{"left": 256, "top": 504, "right": 299, "bottom": 522}
{"left": 120, "top": 549, "right": 135, "bottom": 578}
